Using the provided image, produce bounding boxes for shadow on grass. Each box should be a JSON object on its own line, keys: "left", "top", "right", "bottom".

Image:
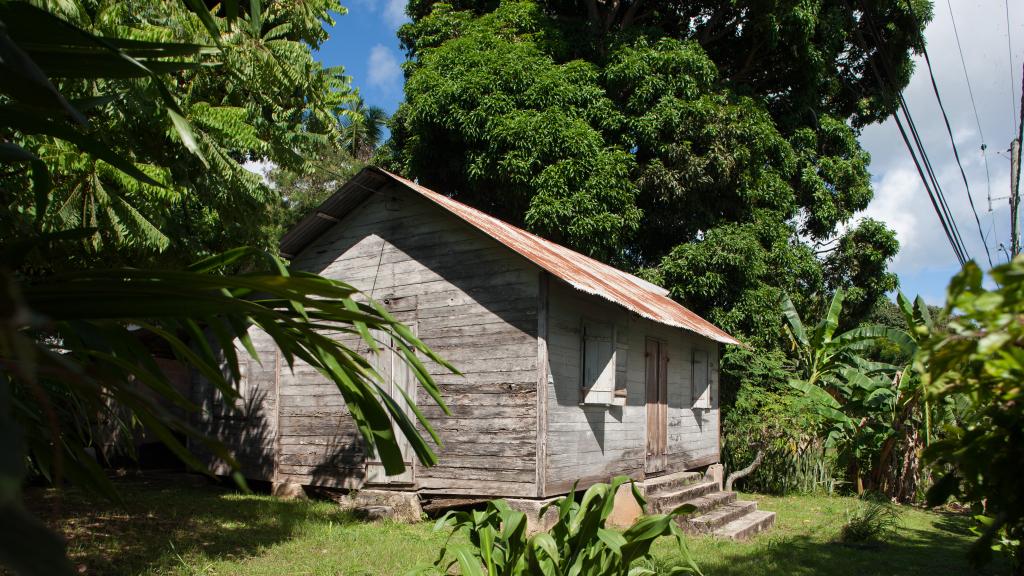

{"left": 656, "top": 511, "right": 1009, "bottom": 576}
{"left": 25, "top": 475, "right": 357, "bottom": 575}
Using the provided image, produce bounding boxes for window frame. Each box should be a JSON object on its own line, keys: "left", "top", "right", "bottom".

{"left": 691, "top": 348, "right": 712, "bottom": 409}
{"left": 579, "top": 318, "right": 618, "bottom": 405}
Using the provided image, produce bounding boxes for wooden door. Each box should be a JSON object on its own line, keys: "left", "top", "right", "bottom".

{"left": 364, "top": 327, "right": 416, "bottom": 485}
{"left": 645, "top": 338, "right": 668, "bottom": 474}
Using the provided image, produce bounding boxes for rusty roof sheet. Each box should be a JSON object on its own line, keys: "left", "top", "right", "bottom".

{"left": 281, "top": 167, "right": 740, "bottom": 345}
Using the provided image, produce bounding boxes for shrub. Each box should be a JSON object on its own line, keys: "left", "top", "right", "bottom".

{"left": 722, "top": 348, "right": 840, "bottom": 495}
{"left": 840, "top": 497, "right": 903, "bottom": 545}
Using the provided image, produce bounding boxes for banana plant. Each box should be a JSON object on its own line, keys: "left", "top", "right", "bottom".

{"left": 429, "top": 477, "right": 702, "bottom": 576}
{"left": 781, "top": 290, "right": 901, "bottom": 491}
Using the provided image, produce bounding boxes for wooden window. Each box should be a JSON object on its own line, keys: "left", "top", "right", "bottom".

{"left": 691, "top": 349, "right": 711, "bottom": 409}
{"left": 580, "top": 320, "right": 616, "bottom": 404}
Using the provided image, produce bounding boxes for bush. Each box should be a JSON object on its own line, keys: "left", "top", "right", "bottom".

{"left": 921, "top": 258, "right": 1024, "bottom": 571}
{"left": 840, "top": 497, "right": 903, "bottom": 545}
{"left": 721, "top": 348, "right": 840, "bottom": 495}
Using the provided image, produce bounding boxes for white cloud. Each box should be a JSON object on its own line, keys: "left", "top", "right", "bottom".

{"left": 859, "top": 0, "right": 1024, "bottom": 290}
{"left": 348, "top": 0, "right": 408, "bottom": 29}
{"left": 242, "top": 158, "right": 276, "bottom": 186}
{"left": 366, "top": 44, "right": 402, "bottom": 91}
{"left": 382, "top": 0, "right": 409, "bottom": 29}
{"left": 862, "top": 167, "right": 922, "bottom": 268}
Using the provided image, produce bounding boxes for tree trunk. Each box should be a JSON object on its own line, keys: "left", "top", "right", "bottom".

{"left": 725, "top": 449, "right": 764, "bottom": 492}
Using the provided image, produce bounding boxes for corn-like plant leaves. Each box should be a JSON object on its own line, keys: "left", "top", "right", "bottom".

{"left": 431, "top": 480, "right": 701, "bottom": 576}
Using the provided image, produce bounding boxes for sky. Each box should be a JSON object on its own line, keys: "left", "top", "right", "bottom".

{"left": 316, "top": 0, "right": 1024, "bottom": 305}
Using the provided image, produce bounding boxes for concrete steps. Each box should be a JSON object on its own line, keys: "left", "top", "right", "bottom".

{"left": 713, "top": 509, "right": 776, "bottom": 540}
{"left": 648, "top": 479, "right": 720, "bottom": 514}
{"left": 642, "top": 471, "right": 775, "bottom": 541}
{"left": 643, "top": 471, "right": 702, "bottom": 496}
{"left": 683, "top": 500, "right": 757, "bottom": 534}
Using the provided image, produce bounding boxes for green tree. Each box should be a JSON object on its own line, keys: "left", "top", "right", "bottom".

{"left": 782, "top": 290, "right": 900, "bottom": 494}
{"left": 1, "top": 0, "right": 358, "bottom": 270}
{"left": 343, "top": 98, "right": 389, "bottom": 161}
{"left": 384, "top": 0, "right": 910, "bottom": 346}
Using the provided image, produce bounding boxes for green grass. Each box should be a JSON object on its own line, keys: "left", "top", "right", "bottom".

{"left": 25, "top": 476, "right": 1009, "bottom": 575}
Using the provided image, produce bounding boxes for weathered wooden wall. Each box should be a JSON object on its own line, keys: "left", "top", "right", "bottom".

{"left": 280, "top": 186, "right": 541, "bottom": 496}
{"left": 193, "top": 327, "right": 280, "bottom": 482}
{"left": 543, "top": 280, "right": 719, "bottom": 495}
{"left": 193, "top": 179, "right": 724, "bottom": 499}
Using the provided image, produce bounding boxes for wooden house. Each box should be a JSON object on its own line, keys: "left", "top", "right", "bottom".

{"left": 194, "top": 167, "right": 767, "bottom": 530}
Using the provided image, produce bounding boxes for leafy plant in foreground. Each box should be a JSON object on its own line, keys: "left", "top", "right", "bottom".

{"left": 429, "top": 477, "right": 701, "bottom": 576}
{"left": 921, "top": 258, "right": 1024, "bottom": 572}
{"left": 0, "top": 4, "right": 455, "bottom": 575}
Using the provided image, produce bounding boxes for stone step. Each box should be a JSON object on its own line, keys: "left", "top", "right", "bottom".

{"left": 642, "top": 471, "right": 703, "bottom": 497}
{"left": 678, "top": 491, "right": 737, "bottom": 515}
{"left": 648, "top": 479, "right": 719, "bottom": 514}
{"left": 712, "top": 509, "right": 776, "bottom": 541}
{"left": 682, "top": 500, "right": 758, "bottom": 534}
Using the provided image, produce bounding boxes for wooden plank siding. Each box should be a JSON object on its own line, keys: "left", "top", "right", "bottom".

{"left": 542, "top": 280, "right": 720, "bottom": 496}
{"left": 261, "top": 187, "right": 539, "bottom": 496}
{"left": 192, "top": 327, "right": 280, "bottom": 482}
{"left": 193, "top": 179, "right": 726, "bottom": 500}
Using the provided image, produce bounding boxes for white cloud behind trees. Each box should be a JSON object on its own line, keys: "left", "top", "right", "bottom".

{"left": 859, "top": 0, "right": 1023, "bottom": 302}
{"left": 366, "top": 44, "right": 402, "bottom": 91}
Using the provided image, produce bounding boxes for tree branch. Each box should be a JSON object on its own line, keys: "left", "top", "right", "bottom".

{"left": 585, "top": 0, "right": 601, "bottom": 31}
{"left": 725, "top": 448, "right": 765, "bottom": 491}
{"left": 620, "top": 0, "right": 644, "bottom": 29}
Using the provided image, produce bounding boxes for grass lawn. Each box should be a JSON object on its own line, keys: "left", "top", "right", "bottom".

{"left": 24, "top": 474, "right": 1009, "bottom": 575}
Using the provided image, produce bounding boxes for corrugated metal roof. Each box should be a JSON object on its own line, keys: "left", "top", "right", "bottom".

{"left": 281, "top": 167, "right": 740, "bottom": 345}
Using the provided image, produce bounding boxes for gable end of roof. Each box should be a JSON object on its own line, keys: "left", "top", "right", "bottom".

{"left": 280, "top": 166, "right": 740, "bottom": 346}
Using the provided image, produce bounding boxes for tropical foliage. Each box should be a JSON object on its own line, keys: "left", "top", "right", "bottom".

{"left": 1, "top": 0, "right": 358, "bottom": 269}
{"left": 778, "top": 289, "right": 942, "bottom": 499}
{"left": 921, "top": 257, "right": 1024, "bottom": 572}
{"left": 344, "top": 98, "right": 389, "bottom": 161}
{"left": 385, "top": 0, "right": 913, "bottom": 348}
{"left": 430, "top": 477, "right": 701, "bottom": 576}
{"left": 0, "top": 3, "right": 453, "bottom": 575}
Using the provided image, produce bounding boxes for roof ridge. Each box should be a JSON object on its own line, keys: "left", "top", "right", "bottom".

{"left": 374, "top": 168, "right": 670, "bottom": 297}
{"left": 368, "top": 167, "right": 738, "bottom": 345}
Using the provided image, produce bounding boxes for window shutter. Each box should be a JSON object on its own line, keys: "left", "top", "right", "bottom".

{"left": 581, "top": 321, "right": 615, "bottom": 404}
{"left": 692, "top": 349, "right": 711, "bottom": 409}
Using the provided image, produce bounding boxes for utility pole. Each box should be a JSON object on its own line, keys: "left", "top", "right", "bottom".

{"left": 1012, "top": 138, "right": 1020, "bottom": 256}
{"left": 1012, "top": 63, "right": 1024, "bottom": 258}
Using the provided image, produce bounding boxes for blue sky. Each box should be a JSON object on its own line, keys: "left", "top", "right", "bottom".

{"left": 317, "top": 1, "right": 408, "bottom": 116}
{"left": 316, "top": 0, "right": 1024, "bottom": 306}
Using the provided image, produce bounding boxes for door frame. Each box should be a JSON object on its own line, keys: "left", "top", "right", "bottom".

{"left": 645, "top": 337, "right": 668, "bottom": 475}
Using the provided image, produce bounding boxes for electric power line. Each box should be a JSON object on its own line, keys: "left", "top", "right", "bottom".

{"left": 850, "top": 0, "right": 971, "bottom": 266}
{"left": 893, "top": 108, "right": 969, "bottom": 266}
{"left": 912, "top": 0, "right": 994, "bottom": 268}
{"left": 946, "top": 0, "right": 995, "bottom": 212}
{"left": 898, "top": 92, "right": 972, "bottom": 264}
{"left": 1007, "top": 0, "right": 1018, "bottom": 134}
